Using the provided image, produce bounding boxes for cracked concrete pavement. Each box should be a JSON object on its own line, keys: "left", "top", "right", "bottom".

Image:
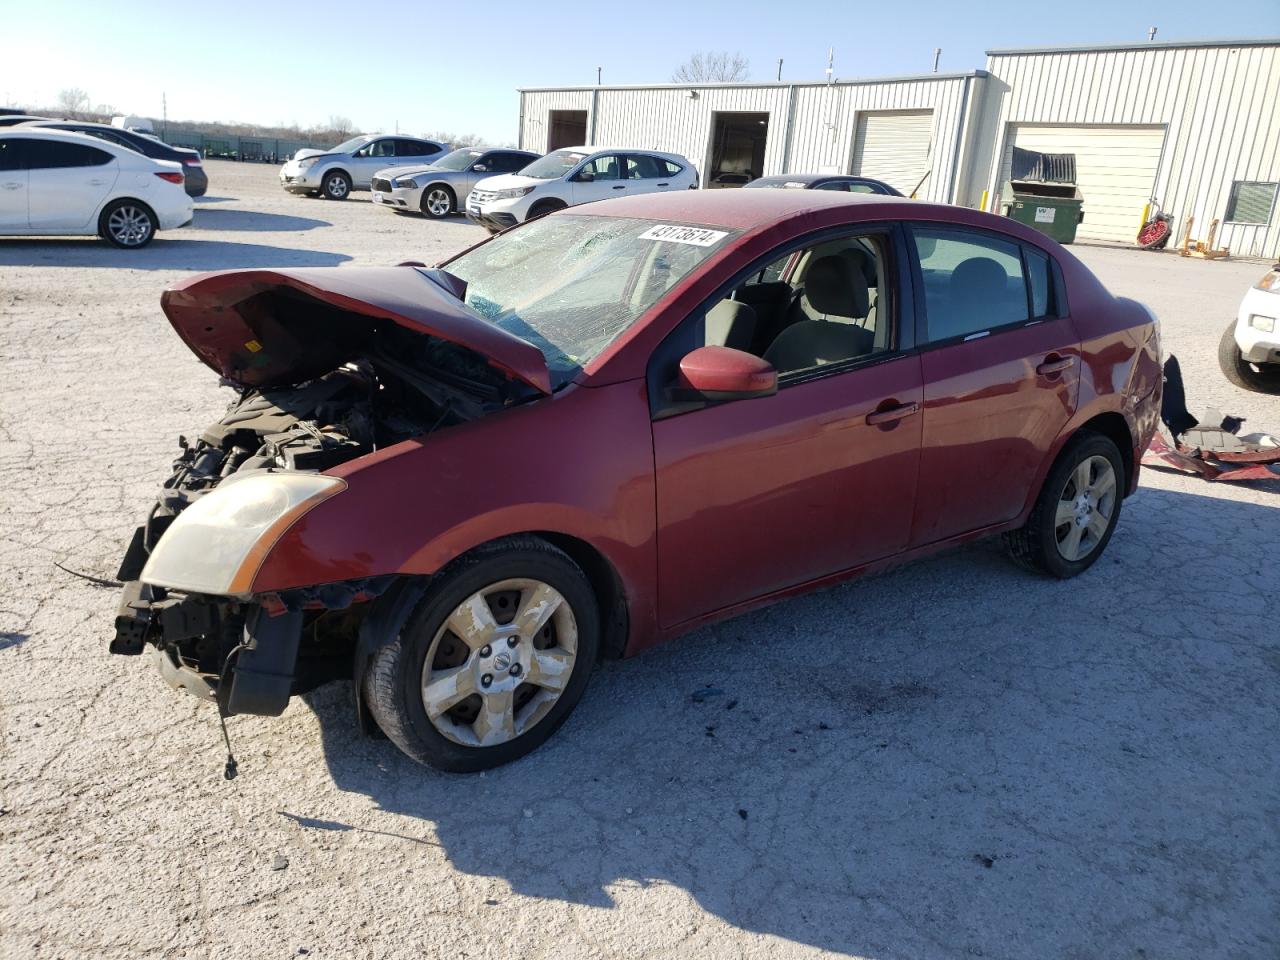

{"left": 1, "top": 161, "right": 1277, "bottom": 960}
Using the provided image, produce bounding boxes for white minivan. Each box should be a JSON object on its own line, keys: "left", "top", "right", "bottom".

{"left": 0, "top": 130, "right": 192, "bottom": 247}
{"left": 465, "top": 146, "right": 697, "bottom": 232}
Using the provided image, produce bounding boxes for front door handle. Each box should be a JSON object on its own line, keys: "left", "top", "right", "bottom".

{"left": 1, "top": 182, "right": 22, "bottom": 190}
{"left": 657, "top": 182, "right": 669, "bottom": 186}
{"left": 866, "top": 401, "right": 920, "bottom": 426}
{"left": 1036, "top": 355, "right": 1075, "bottom": 376}
{"left": 88, "top": 179, "right": 108, "bottom": 186}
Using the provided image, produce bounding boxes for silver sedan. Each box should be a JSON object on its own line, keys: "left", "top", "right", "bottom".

{"left": 371, "top": 147, "right": 540, "bottom": 218}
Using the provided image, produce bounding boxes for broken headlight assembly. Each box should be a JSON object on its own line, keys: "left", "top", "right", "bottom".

{"left": 141, "top": 472, "right": 345, "bottom": 596}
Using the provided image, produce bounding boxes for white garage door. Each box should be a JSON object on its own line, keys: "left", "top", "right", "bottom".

{"left": 1002, "top": 124, "right": 1165, "bottom": 243}
{"left": 852, "top": 110, "right": 934, "bottom": 196}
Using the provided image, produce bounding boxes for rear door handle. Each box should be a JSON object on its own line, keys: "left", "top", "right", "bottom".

{"left": 865, "top": 401, "right": 920, "bottom": 426}
{"left": 1, "top": 182, "right": 22, "bottom": 190}
{"left": 1036, "top": 355, "right": 1075, "bottom": 376}
{"left": 88, "top": 179, "right": 108, "bottom": 186}
{"left": 612, "top": 184, "right": 626, "bottom": 190}
{"left": 657, "top": 182, "right": 669, "bottom": 186}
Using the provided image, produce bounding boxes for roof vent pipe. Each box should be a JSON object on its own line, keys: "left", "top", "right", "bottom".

{"left": 933, "top": 48, "right": 941, "bottom": 72}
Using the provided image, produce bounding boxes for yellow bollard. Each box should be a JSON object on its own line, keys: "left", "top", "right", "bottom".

{"left": 1138, "top": 202, "right": 1151, "bottom": 240}
{"left": 980, "top": 189, "right": 989, "bottom": 212}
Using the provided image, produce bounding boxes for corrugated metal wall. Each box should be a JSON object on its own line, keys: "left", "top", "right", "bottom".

{"left": 788, "top": 76, "right": 972, "bottom": 202}
{"left": 980, "top": 44, "right": 1280, "bottom": 258}
{"left": 521, "top": 76, "right": 977, "bottom": 202}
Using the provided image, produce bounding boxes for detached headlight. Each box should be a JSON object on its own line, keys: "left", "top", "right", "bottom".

{"left": 1250, "top": 314, "right": 1276, "bottom": 333}
{"left": 394, "top": 177, "right": 418, "bottom": 190}
{"left": 493, "top": 186, "right": 536, "bottom": 200}
{"left": 141, "top": 473, "right": 345, "bottom": 596}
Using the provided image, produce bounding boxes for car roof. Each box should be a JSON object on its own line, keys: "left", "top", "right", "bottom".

{"left": 0, "top": 126, "right": 173, "bottom": 160}
{"left": 571, "top": 188, "right": 963, "bottom": 230}
{"left": 552, "top": 145, "right": 688, "bottom": 160}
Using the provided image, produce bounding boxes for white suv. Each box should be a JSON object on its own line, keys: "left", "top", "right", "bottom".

{"left": 465, "top": 146, "right": 696, "bottom": 232}
{"left": 1219, "top": 263, "right": 1280, "bottom": 393}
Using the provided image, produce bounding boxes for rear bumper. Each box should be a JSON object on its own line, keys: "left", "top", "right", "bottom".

{"left": 184, "top": 168, "right": 208, "bottom": 197}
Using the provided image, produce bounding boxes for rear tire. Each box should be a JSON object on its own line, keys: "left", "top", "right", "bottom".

{"left": 98, "top": 199, "right": 157, "bottom": 248}
{"left": 321, "top": 170, "right": 352, "bottom": 201}
{"left": 364, "top": 537, "right": 599, "bottom": 772}
{"left": 1004, "top": 432, "right": 1124, "bottom": 579}
{"left": 1218, "top": 318, "right": 1280, "bottom": 394}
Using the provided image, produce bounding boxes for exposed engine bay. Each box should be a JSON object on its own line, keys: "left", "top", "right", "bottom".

{"left": 111, "top": 273, "right": 545, "bottom": 727}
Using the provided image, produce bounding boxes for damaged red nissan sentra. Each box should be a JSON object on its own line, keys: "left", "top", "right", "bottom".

{"left": 112, "top": 190, "right": 1162, "bottom": 772}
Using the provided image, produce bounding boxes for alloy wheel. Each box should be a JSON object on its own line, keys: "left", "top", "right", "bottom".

{"left": 327, "top": 177, "right": 349, "bottom": 199}
{"left": 108, "top": 205, "right": 152, "bottom": 246}
{"left": 1054, "top": 455, "right": 1117, "bottom": 562}
{"left": 420, "top": 578, "right": 578, "bottom": 747}
{"left": 425, "top": 188, "right": 451, "bottom": 216}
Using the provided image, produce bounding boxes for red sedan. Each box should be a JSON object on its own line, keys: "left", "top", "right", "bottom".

{"left": 113, "top": 190, "right": 1162, "bottom": 771}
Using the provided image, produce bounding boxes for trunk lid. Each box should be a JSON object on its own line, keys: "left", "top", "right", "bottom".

{"left": 160, "top": 266, "right": 552, "bottom": 394}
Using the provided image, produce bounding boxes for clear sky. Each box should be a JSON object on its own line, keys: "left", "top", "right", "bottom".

{"left": 4, "top": 0, "right": 1277, "bottom": 142}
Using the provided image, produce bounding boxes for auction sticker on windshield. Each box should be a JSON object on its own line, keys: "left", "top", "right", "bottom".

{"left": 639, "top": 224, "right": 730, "bottom": 247}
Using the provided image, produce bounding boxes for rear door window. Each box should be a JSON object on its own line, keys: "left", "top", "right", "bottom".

{"left": 0, "top": 139, "right": 23, "bottom": 171}
{"left": 23, "top": 140, "right": 112, "bottom": 169}
{"left": 911, "top": 228, "right": 1030, "bottom": 343}
{"left": 625, "top": 154, "right": 666, "bottom": 179}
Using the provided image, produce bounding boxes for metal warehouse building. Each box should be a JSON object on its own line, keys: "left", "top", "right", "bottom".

{"left": 518, "top": 37, "right": 1280, "bottom": 257}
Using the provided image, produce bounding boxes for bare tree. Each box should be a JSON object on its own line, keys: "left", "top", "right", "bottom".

{"left": 55, "top": 87, "right": 91, "bottom": 119}
{"left": 327, "top": 114, "right": 354, "bottom": 137}
{"left": 672, "top": 52, "right": 749, "bottom": 84}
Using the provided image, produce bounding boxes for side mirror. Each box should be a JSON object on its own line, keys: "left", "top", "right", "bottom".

{"left": 472, "top": 164, "right": 488, "bottom": 172}
{"left": 574, "top": 169, "right": 594, "bottom": 182}
{"left": 677, "top": 346, "right": 776, "bottom": 401}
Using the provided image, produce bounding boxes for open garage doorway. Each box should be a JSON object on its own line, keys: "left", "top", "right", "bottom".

{"left": 547, "top": 110, "right": 588, "bottom": 150}
{"left": 707, "top": 112, "right": 769, "bottom": 188}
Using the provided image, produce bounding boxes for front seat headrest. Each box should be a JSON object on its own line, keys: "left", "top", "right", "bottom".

{"left": 949, "top": 257, "right": 1008, "bottom": 301}
{"left": 804, "top": 255, "right": 869, "bottom": 319}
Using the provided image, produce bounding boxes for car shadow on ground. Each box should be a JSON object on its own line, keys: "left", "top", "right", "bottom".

{"left": 300, "top": 485, "right": 1279, "bottom": 956}
{"left": 193, "top": 209, "right": 331, "bottom": 232}
{"left": 0, "top": 238, "right": 351, "bottom": 270}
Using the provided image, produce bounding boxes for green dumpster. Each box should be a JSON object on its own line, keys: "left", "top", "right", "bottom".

{"left": 1001, "top": 181, "right": 1085, "bottom": 244}
{"left": 1000, "top": 146, "right": 1084, "bottom": 243}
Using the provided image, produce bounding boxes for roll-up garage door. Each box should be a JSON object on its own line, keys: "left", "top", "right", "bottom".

{"left": 1002, "top": 125, "right": 1165, "bottom": 243}
{"left": 852, "top": 110, "right": 934, "bottom": 196}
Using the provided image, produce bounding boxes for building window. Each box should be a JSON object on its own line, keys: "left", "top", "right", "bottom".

{"left": 1224, "top": 181, "right": 1278, "bottom": 225}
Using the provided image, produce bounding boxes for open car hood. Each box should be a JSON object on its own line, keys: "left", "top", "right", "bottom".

{"left": 160, "top": 267, "right": 552, "bottom": 394}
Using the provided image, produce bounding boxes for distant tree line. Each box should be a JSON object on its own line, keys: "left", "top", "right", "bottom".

{"left": 15, "top": 90, "right": 512, "bottom": 150}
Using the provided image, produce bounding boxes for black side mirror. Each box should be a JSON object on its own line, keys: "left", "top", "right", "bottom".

{"left": 574, "top": 169, "right": 594, "bottom": 183}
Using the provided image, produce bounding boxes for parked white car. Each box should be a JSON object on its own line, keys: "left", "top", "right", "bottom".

{"left": 0, "top": 129, "right": 192, "bottom": 248}
{"left": 279, "top": 134, "right": 448, "bottom": 200}
{"left": 464, "top": 146, "right": 697, "bottom": 232}
{"left": 1219, "top": 262, "right": 1280, "bottom": 393}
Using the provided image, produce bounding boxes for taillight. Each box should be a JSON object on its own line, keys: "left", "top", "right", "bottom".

{"left": 155, "top": 171, "right": 184, "bottom": 184}
{"left": 1255, "top": 266, "right": 1280, "bottom": 292}
{"left": 182, "top": 158, "right": 202, "bottom": 166}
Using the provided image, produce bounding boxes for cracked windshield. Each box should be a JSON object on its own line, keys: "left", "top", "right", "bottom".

{"left": 444, "top": 214, "right": 736, "bottom": 385}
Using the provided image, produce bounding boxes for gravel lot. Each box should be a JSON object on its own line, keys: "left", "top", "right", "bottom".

{"left": 1, "top": 160, "right": 1277, "bottom": 960}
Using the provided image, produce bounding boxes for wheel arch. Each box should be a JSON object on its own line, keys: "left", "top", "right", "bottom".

{"left": 530, "top": 531, "right": 629, "bottom": 661}
{"left": 98, "top": 196, "right": 157, "bottom": 231}
{"left": 1075, "top": 412, "right": 1135, "bottom": 495}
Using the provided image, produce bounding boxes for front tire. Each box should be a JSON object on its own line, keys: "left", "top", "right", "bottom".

{"left": 364, "top": 537, "right": 600, "bottom": 772}
{"left": 321, "top": 170, "right": 352, "bottom": 201}
{"left": 99, "top": 200, "right": 157, "bottom": 248}
{"left": 421, "top": 185, "right": 455, "bottom": 218}
{"left": 527, "top": 198, "right": 567, "bottom": 221}
{"left": 1218, "top": 318, "right": 1280, "bottom": 393}
{"left": 1004, "top": 432, "right": 1124, "bottom": 579}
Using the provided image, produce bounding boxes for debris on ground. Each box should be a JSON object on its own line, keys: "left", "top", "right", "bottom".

{"left": 690, "top": 687, "right": 724, "bottom": 703}
{"left": 271, "top": 854, "right": 289, "bottom": 871}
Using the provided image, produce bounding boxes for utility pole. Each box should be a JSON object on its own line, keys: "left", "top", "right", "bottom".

{"left": 933, "top": 48, "right": 941, "bottom": 72}
{"left": 825, "top": 48, "right": 834, "bottom": 84}
{"left": 776, "top": 59, "right": 783, "bottom": 82}
{"left": 162, "top": 92, "right": 167, "bottom": 139}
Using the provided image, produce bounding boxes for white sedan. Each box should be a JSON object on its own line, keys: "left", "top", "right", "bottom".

{"left": 1219, "top": 263, "right": 1280, "bottom": 393}
{"left": 0, "top": 129, "right": 192, "bottom": 247}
